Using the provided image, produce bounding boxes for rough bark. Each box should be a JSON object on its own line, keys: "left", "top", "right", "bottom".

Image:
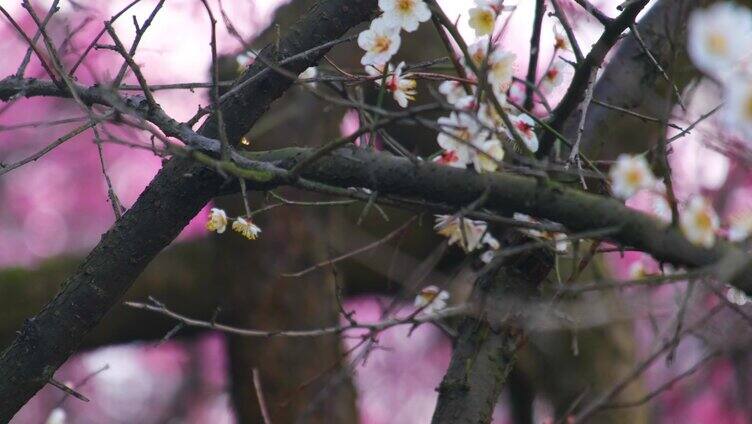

{"left": 431, "top": 238, "right": 553, "bottom": 424}
{"left": 240, "top": 146, "right": 749, "bottom": 282}
{"left": 567, "top": 0, "right": 722, "bottom": 158}
{"left": 0, "top": 1, "right": 378, "bottom": 419}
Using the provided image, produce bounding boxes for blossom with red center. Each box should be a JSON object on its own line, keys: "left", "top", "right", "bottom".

{"left": 508, "top": 114, "right": 539, "bottom": 152}
{"left": 540, "top": 61, "right": 566, "bottom": 93}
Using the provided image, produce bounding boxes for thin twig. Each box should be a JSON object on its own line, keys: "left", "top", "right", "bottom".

{"left": 252, "top": 369, "right": 273, "bottom": 424}
{"left": 282, "top": 216, "right": 416, "bottom": 277}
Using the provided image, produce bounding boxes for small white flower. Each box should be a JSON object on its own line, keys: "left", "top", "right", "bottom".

{"left": 434, "top": 215, "right": 488, "bottom": 252}
{"left": 508, "top": 113, "right": 538, "bottom": 153}
{"left": 358, "top": 18, "right": 402, "bottom": 66}
{"left": 384, "top": 61, "right": 417, "bottom": 107}
{"left": 298, "top": 66, "right": 318, "bottom": 87}
{"left": 728, "top": 211, "right": 752, "bottom": 242}
{"left": 487, "top": 49, "right": 516, "bottom": 97}
{"left": 206, "top": 208, "right": 228, "bottom": 234}
{"left": 437, "top": 112, "right": 482, "bottom": 164}
{"left": 681, "top": 196, "right": 719, "bottom": 248}
{"left": 723, "top": 76, "right": 752, "bottom": 138}
{"left": 609, "top": 154, "right": 656, "bottom": 199}
{"left": 45, "top": 408, "right": 67, "bottom": 424}
{"left": 688, "top": 2, "right": 752, "bottom": 79}
{"left": 465, "top": 37, "right": 490, "bottom": 71}
{"left": 726, "top": 286, "right": 751, "bottom": 306}
{"left": 379, "top": 0, "right": 432, "bottom": 32}
{"left": 414, "top": 285, "right": 450, "bottom": 314}
{"left": 539, "top": 60, "right": 566, "bottom": 93}
{"left": 472, "top": 137, "right": 505, "bottom": 173}
{"left": 469, "top": 6, "right": 497, "bottom": 37}
{"left": 553, "top": 24, "right": 570, "bottom": 51}
{"left": 232, "top": 217, "right": 261, "bottom": 240}
{"left": 439, "top": 80, "right": 470, "bottom": 104}
{"left": 454, "top": 95, "right": 480, "bottom": 111}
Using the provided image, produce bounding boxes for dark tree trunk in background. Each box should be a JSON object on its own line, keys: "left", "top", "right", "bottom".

{"left": 1, "top": 0, "right": 737, "bottom": 422}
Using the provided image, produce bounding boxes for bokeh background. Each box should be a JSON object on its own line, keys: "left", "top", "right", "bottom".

{"left": 1, "top": 0, "right": 751, "bottom": 423}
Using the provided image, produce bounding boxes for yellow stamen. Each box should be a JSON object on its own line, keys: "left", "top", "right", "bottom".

{"left": 374, "top": 36, "right": 392, "bottom": 53}
{"left": 706, "top": 32, "right": 727, "bottom": 55}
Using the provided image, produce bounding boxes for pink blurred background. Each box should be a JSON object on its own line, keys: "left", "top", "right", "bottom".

{"left": 1, "top": 0, "right": 751, "bottom": 422}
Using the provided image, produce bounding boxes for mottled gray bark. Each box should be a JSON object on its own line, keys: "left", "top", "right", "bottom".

{"left": 431, "top": 242, "right": 553, "bottom": 424}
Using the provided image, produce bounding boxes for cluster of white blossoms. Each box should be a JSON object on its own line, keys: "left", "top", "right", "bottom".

{"left": 206, "top": 207, "right": 261, "bottom": 240}
{"left": 358, "top": 0, "right": 431, "bottom": 108}
{"left": 414, "top": 285, "right": 450, "bottom": 314}
{"left": 689, "top": 2, "right": 752, "bottom": 137}
{"left": 609, "top": 154, "right": 721, "bottom": 248}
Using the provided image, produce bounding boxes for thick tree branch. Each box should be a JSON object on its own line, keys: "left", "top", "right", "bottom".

{"left": 431, "top": 241, "right": 553, "bottom": 424}
{"left": 0, "top": 0, "right": 377, "bottom": 419}
{"left": 229, "top": 146, "right": 750, "bottom": 290}
{"left": 539, "top": 0, "right": 650, "bottom": 155}
{"left": 563, "top": 0, "right": 722, "bottom": 159}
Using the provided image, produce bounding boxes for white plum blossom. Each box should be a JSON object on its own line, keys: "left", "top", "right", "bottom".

{"left": 379, "top": 0, "right": 431, "bottom": 32}
{"left": 688, "top": 2, "right": 752, "bottom": 79}
{"left": 414, "top": 285, "right": 450, "bottom": 314}
{"left": 723, "top": 77, "right": 752, "bottom": 138}
{"left": 369, "top": 62, "right": 417, "bottom": 107}
{"left": 487, "top": 49, "right": 516, "bottom": 98}
{"left": 508, "top": 113, "right": 538, "bottom": 153}
{"left": 472, "top": 138, "right": 505, "bottom": 173}
{"left": 609, "top": 154, "right": 656, "bottom": 200}
{"left": 726, "top": 286, "right": 751, "bottom": 306}
{"left": 439, "top": 80, "right": 470, "bottom": 104}
{"left": 45, "top": 408, "right": 67, "bottom": 424}
{"left": 434, "top": 215, "right": 489, "bottom": 252}
{"left": 728, "top": 211, "right": 752, "bottom": 241}
{"left": 384, "top": 62, "right": 417, "bottom": 107}
{"left": 358, "top": 18, "right": 402, "bottom": 66}
{"left": 298, "top": 66, "right": 318, "bottom": 87}
{"left": 469, "top": 5, "right": 496, "bottom": 37}
{"left": 539, "top": 60, "right": 566, "bottom": 93}
{"left": 453, "top": 95, "right": 480, "bottom": 111}
{"left": 465, "top": 37, "right": 490, "bottom": 70}
{"left": 232, "top": 217, "right": 261, "bottom": 240}
{"left": 437, "top": 112, "right": 482, "bottom": 164}
{"left": 206, "top": 208, "right": 228, "bottom": 234}
{"left": 680, "top": 196, "right": 719, "bottom": 248}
